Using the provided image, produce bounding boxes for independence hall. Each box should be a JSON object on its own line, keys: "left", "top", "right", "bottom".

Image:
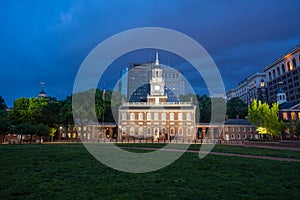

{"left": 118, "top": 52, "right": 197, "bottom": 142}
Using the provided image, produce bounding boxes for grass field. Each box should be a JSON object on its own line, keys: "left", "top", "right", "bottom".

{"left": 0, "top": 144, "right": 300, "bottom": 199}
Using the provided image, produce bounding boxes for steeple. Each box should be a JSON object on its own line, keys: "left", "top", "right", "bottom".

{"left": 38, "top": 82, "right": 46, "bottom": 98}
{"left": 155, "top": 49, "right": 159, "bottom": 66}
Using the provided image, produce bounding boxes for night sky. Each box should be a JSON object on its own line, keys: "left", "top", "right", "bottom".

{"left": 1, "top": 0, "right": 300, "bottom": 107}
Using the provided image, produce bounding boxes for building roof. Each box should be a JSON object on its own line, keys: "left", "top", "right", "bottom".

{"left": 264, "top": 44, "right": 300, "bottom": 71}
{"left": 224, "top": 119, "right": 252, "bottom": 125}
{"left": 279, "top": 102, "right": 296, "bottom": 109}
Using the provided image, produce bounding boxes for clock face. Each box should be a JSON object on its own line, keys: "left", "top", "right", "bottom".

{"left": 154, "top": 85, "right": 160, "bottom": 91}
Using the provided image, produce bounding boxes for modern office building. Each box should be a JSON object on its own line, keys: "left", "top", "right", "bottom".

{"left": 264, "top": 44, "right": 300, "bottom": 104}
{"left": 226, "top": 72, "right": 267, "bottom": 104}
{"left": 118, "top": 67, "right": 129, "bottom": 98}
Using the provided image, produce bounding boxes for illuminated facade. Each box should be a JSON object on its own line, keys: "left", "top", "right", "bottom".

{"left": 226, "top": 72, "right": 267, "bottom": 104}
{"left": 118, "top": 52, "right": 196, "bottom": 141}
{"left": 264, "top": 44, "right": 300, "bottom": 104}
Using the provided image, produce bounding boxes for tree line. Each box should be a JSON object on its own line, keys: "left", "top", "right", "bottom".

{"left": 1, "top": 90, "right": 289, "bottom": 142}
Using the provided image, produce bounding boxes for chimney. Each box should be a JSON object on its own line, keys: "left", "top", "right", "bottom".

{"left": 236, "top": 115, "right": 239, "bottom": 119}
{"left": 225, "top": 115, "right": 229, "bottom": 120}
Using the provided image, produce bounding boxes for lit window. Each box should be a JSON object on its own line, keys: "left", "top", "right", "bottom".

{"left": 287, "top": 61, "right": 293, "bottom": 71}
{"left": 161, "top": 113, "right": 166, "bottom": 121}
{"left": 260, "top": 79, "right": 265, "bottom": 87}
{"left": 170, "top": 113, "right": 174, "bottom": 120}
{"left": 154, "top": 113, "right": 159, "bottom": 120}
{"left": 147, "top": 113, "right": 151, "bottom": 120}
{"left": 138, "top": 113, "right": 143, "bottom": 120}
{"left": 138, "top": 127, "right": 143, "bottom": 135}
{"left": 178, "top": 128, "right": 183, "bottom": 136}
{"left": 225, "top": 127, "right": 228, "bottom": 132}
{"left": 298, "top": 112, "right": 300, "bottom": 120}
{"left": 130, "top": 113, "right": 135, "bottom": 120}
{"left": 186, "top": 113, "right": 191, "bottom": 120}
{"left": 178, "top": 113, "right": 183, "bottom": 120}
{"left": 130, "top": 127, "right": 135, "bottom": 135}
{"left": 282, "top": 112, "right": 288, "bottom": 120}
{"left": 291, "top": 112, "right": 296, "bottom": 120}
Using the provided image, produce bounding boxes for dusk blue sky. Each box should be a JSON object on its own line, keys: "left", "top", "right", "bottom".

{"left": 1, "top": 0, "right": 300, "bottom": 107}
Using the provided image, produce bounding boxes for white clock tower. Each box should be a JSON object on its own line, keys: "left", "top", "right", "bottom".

{"left": 148, "top": 51, "right": 168, "bottom": 103}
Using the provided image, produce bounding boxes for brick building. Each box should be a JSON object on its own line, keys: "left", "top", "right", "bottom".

{"left": 118, "top": 52, "right": 197, "bottom": 141}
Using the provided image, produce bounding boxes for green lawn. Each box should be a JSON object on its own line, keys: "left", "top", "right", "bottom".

{"left": 0, "top": 144, "right": 300, "bottom": 199}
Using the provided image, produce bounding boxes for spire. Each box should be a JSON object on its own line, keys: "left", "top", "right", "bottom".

{"left": 155, "top": 49, "right": 159, "bottom": 66}
{"left": 38, "top": 82, "right": 46, "bottom": 98}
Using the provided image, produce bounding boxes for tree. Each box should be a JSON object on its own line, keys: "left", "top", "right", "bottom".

{"left": 198, "top": 95, "right": 211, "bottom": 123}
{"left": 12, "top": 123, "right": 35, "bottom": 143}
{"left": 0, "top": 112, "right": 10, "bottom": 143}
{"left": 60, "top": 96, "right": 74, "bottom": 127}
{"left": 287, "top": 120, "right": 300, "bottom": 140}
{"left": 0, "top": 96, "right": 7, "bottom": 111}
{"left": 34, "top": 124, "right": 50, "bottom": 144}
{"left": 248, "top": 99, "right": 285, "bottom": 138}
{"left": 227, "top": 97, "right": 248, "bottom": 119}
{"left": 8, "top": 97, "right": 30, "bottom": 125}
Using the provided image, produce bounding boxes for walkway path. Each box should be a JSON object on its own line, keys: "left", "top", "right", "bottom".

{"left": 121, "top": 146, "right": 300, "bottom": 162}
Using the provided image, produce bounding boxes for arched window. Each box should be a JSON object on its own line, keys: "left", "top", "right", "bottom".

{"left": 138, "top": 127, "right": 143, "bottom": 135}
{"left": 130, "top": 127, "right": 135, "bottom": 135}
{"left": 170, "top": 127, "right": 175, "bottom": 135}
{"left": 162, "top": 128, "right": 166, "bottom": 134}
{"left": 147, "top": 127, "right": 151, "bottom": 135}
{"left": 178, "top": 128, "right": 183, "bottom": 136}
{"left": 292, "top": 58, "right": 297, "bottom": 68}
{"left": 282, "top": 64, "right": 285, "bottom": 73}
{"left": 260, "top": 79, "right": 265, "bottom": 87}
